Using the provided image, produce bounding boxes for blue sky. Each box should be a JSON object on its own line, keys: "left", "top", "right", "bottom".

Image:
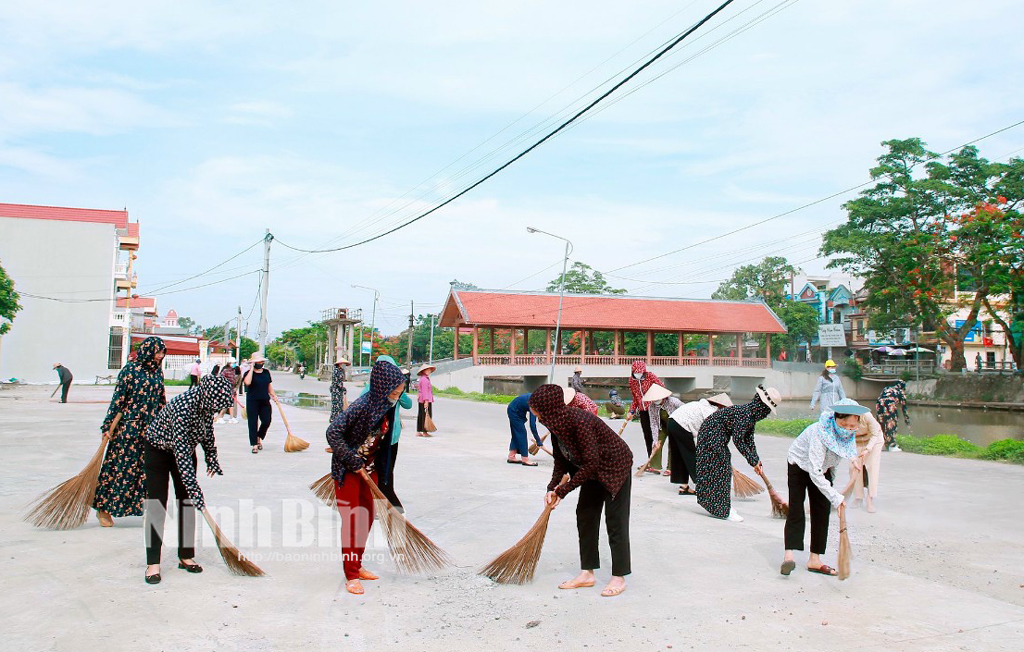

{"left": 2, "top": 0, "right": 1022, "bottom": 337}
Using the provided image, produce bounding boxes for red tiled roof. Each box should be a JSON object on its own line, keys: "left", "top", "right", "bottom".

{"left": 439, "top": 290, "right": 787, "bottom": 334}
{"left": 0, "top": 202, "right": 129, "bottom": 229}
{"left": 131, "top": 334, "right": 200, "bottom": 356}
{"left": 117, "top": 296, "right": 156, "bottom": 308}
{"left": 126, "top": 222, "right": 140, "bottom": 237}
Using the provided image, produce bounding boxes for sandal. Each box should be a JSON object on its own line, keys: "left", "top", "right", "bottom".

{"left": 601, "top": 584, "right": 626, "bottom": 598}
{"left": 145, "top": 572, "right": 161, "bottom": 585}
{"left": 358, "top": 568, "right": 379, "bottom": 581}
{"left": 780, "top": 560, "right": 796, "bottom": 576}
{"left": 521, "top": 461, "right": 539, "bottom": 467}
{"left": 178, "top": 560, "right": 203, "bottom": 574}
{"left": 645, "top": 468, "right": 661, "bottom": 475}
{"left": 252, "top": 446, "right": 259, "bottom": 454}
{"left": 807, "top": 564, "right": 837, "bottom": 576}
{"left": 257, "top": 441, "right": 263, "bottom": 450}
{"left": 506, "top": 459, "right": 522, "bottom": 465}
{"left": 558, "top": 579, "right": 596, "bottom": 590}
{"left": 346, "top": 579, "right": 364, "bottom": 595}
{"left": 678, "top": 487, "right": 696, "bottom": 496}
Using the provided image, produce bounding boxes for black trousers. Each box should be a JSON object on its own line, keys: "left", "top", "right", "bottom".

{"left": 666, "top": 420, "right": 697, "bottom": 485}
{"left": 577, "top": 477, "right": 631, "bottom": 576}
{"left": 247, "top": 398, "right": 272, "bottom": 445}
{"left": 784, "top": 463, "right": 833, "bottom": 554}
{"left": 144, "top": 442, "right": 196, "bottom": 565}
{"left": 60, "top": 381, "right": 72, "bottom": 403}
{"left": 189, "top": 374, "right": 199, "bottom": 388}
{"left": 416, "top": 402, "right": 433, "bottom": 432}
{"left": 379, "top": 443, "right": 403, "bottom": 510}
{"left": 638, "top": 410, "right": 653, "bottom": 456}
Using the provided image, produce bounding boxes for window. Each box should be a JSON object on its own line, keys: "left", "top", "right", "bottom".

{"left": 108, "top": 328, "right": 123, "bottom": 369}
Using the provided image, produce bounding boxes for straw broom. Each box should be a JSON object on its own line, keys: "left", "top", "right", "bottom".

{"left": 754, "top": 465, "right": 789, "bottom": 518}
{"left": 310, "top": 472, "right": 336, "bottom": 506}
{"left": 635, "top": 439, "right": 663, "bottom": 477}
{"left": 837, "top": 505, "right": 851, "bottom": 580}
{"left": 358, "top": 469, "right": 452, "bottom": 574}
{"left": 24, "top": 413, "right": 120, "bottom": 530}
{"left": 235, "top": 396, "right": 247, "bottom": 420}
{"left": 272, "top": 396, "right": 309, "bottom": 452}
{"left": 732, "top": 466, "right": 765, "bottom": 498}
{"left": 528, "top": 433, "right": 550, "bottom": 456}
{"left": 479, "top": 476, "right": 568, "bottom": 584}
{"left": 199, "top": 508, "right": 264, "bottom": 576}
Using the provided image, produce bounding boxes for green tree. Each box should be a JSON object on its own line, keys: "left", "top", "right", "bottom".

{"left": 546, "top": 262, "right": 625, "bottom": 295}
{"left": 449, "top": 279, "right": 480, "bottom": 291}
{"left": 0, "top": 261, "right": 22, "bottom": 335}
{"left": 773, "top": 300, "right": 820, "bottom": 356}
{"left": 822, "top": 139, "right": 1022, "bottom": 371}
{"left": 177, "top": 316, "right": 198, "bottom": 333}
{"left": 712, "top": 256, "right": 796, "bottom": 307}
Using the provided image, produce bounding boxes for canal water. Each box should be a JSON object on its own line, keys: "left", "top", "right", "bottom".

{"left": 482, "top": 379, "right": 1023, "bottom": 446}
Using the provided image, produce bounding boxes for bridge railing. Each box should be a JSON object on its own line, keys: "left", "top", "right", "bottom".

{"left": 473, "top": 355, "right": 769, "bottom": 368}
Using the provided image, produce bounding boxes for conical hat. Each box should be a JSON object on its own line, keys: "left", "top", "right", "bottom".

{"left": 642, "top": 384, "right": 672, "bottom": 402}
{"left": 562, "top": 387, "right": 576, "bottom": 405}
{"left": 706, "top": 393, "right": 733, "bottom": 408}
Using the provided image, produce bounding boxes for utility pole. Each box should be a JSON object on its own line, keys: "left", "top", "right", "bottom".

{"left": 236, "top": 306, "right": 242, "bottom": 361}
{"left": 428, "top": 314, "right": 435, "bottom": 364}
{"left": 259, "top": 229, "right": 273, "bottom": 355}
{"left": 406, "top": 300, "right": 414, "bottom": 366}
{"left": 357, "top": 322, "right": 364, "bottom": 367}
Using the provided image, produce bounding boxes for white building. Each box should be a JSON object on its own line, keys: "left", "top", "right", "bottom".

{"left": 0, "top": 202, "right": 140, "bottom": 383}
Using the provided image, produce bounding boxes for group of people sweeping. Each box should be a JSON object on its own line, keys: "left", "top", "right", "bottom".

{"left": 29, "top": 340, "right": 896, "bottom": 594}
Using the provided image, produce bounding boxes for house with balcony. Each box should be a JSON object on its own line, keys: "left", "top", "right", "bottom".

{"left": 0, "top": 202, "right": 141, "bottom": 383}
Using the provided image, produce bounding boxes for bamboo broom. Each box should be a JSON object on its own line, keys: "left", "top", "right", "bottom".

{"left": 837, "top": 505, "right": 851, "bottom": 580}
{"left": 635, "top": 439, "right": 664, "bottom": 477}
{"left": 528, "top": 433, "right": 550, "bottom": 456}
{"left": 310, "top": 472, "right": 336, "bottom": 506}
{"left": 732, "top": 466, "right": 765, "bottom": 498}
{"left": 754, "top": 466, "right": 789, "bottom": 518}
{"left": 272, "top": 396, "right": 309, "bottom": 452}
{"left": 24, "top": 413, "right": 121, "bottom": 530}
{"left": 200, "top": 508, "right": 264, "bottom": 576}
{"left": 235, "top": 396, "right": 247, "bottom": 420}
{"left": 479, "top": 476, "right": 568, "bottom": 584}
{"left": 358, "top": 469, "right": 452, "bottom": 574}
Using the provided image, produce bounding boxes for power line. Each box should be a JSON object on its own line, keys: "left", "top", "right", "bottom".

{"left": 139, "top": 238, "right": 264, "bottom": 294}
{"left": 273, "top": 0, "right": 741, "bottom": 255}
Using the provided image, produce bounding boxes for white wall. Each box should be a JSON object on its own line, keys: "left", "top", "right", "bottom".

{"left": 0, "top": 217, "right": 119, "bottom": 383}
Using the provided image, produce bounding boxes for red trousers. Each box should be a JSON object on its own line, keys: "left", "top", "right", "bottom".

{"left": 334, "top": 470, "right": 377, "bottom": 580}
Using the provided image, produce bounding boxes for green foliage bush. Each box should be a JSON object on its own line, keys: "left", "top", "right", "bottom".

{"left": 895, "top": 434, "right": 978, "bottom": 456}
{"left": 756, "top": 418, "right": 816, "bottom": 437}
{"left": 981, "top": 439, "right": 1024, "bottom": 463}
{"left": 434, "top": 387, "right": 516, "bottom": 404}
{"left": 164, "top": 378, "right": 192, "bottom": 386}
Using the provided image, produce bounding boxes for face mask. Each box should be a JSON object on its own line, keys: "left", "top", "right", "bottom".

{"left": 827, "top": 368, "right": 836, "bottom": 374}
{"left": 633, "top": 373, "right": 643, "bottom": 380}
{"left": 254, "top": 363, "right": 264, "bottom": 370}
{"left": 837, "top": 424, "right": 856, "bottom": 438}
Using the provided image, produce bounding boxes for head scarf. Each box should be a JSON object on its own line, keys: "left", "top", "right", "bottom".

{"left": 135, "top": 336, "right": 166, "bottom": 373}
{"left": 628, "top": 360, "right": 658, "bottom": 409}
{"left": 334, "top": 359, "right": 406, "bottom": 438}
{"left": 529, "top": 384, "right": 571, "bottom": 428}
{"left": 814, "top": 410, "right": 858, "bottom": 459}
{"left": 198, "top": 374, "right": 235, "bottom": 414}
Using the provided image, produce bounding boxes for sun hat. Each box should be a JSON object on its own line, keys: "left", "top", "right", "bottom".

{"left": 642, "top": 384, "right": 673, "bottom": 403}
{"left": 832, "top": 398, "right": 870, "bottom": 416}
{"left": 706, "top": 393, "right": 733, "bottom": 408}
{"left": 418, "top": 364, "right": 436, "bottom": 376}
{"left": 250, "top": 352, "right": 266, "bottom": 364}
{"left": 562, "top": 387, "right": 576, "bottom": 405}
{"left": 573, "top": 365, "right": 583, "bottom": 373}
{"left": 335, "top": 357, "right": 350, "bottom": 365}
{"left": 825, "top": 359, "right": 837, "bottom": 368}
{"left": 755, "top": 384, "right": 781, "bottom": 414}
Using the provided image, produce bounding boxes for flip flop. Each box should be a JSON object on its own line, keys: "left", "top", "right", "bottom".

{"left": 678, "top": 487, "right": 696, "bottom": 496}
{"left": 506, "top": 459, "right": 522, "bottom": 465}
{"left": 521, "top": 461, "right": 539, "bottom": 467}
{"left": 780, "top": 560, "right": 796, "bottom": 576}
{"left": 346, "top": 580, "right": 364, "bottom": 595}
{"left": 807, "top": 564, "right": 837, "bottom": 576}
{"left": 558, "top": 579, "right": 596, "bottom": 590}
{"left": 601, "top": 585, "right": 627, "bottom": 597}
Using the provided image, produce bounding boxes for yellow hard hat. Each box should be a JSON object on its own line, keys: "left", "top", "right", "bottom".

{"left": 825, "top": 359, "right": 837, "bottom": 367}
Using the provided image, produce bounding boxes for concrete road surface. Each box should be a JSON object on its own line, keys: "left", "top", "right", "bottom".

{"left": 1, "top": 375, "right": 1022, "bottom": 652}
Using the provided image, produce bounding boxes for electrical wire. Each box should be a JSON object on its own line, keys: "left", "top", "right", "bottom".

{"left": 273, "top": 0, "right": 740, "bottom": 255}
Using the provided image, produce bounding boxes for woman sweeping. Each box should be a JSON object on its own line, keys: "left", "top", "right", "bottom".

{"left": 627, "top": 360, "right": 665, "bottom": 457}
{"left": 93, "top": 336, "right": 167, "bottom": 528}
{"left": 244, "top": 353, "right": 277, "bottom": 454}
{"left": 326, "top": 360, "right": 407, "bottom": 595}
{"left": 330, "top": 357, "right": 350, "bottom": 421}
{"left": 142, "top": 375, "right": 235, "bottom": 584}
{"left": 663, "top": 393, "right": 732, "bottom": 495}
{"left": 416, "top": 364, "right": 436, "bottom": 437}
{"left": 640, "top": 385, "right": 684, "bottom": 476}
{"left": 809, "top": 360, "right": 846, "bottom": 414}
{"left": 507, "top": 393, "right": 544, "bottom": 466}
{"left": 695, "top": 385, "right": 780, "bottom": 522}
{"left": 358, "top": 355, "right": 411, "bottom": 512}
{"left": 530, "top": 384, "right": 633, "bottom": 598}
{"left": 876, "top": 379, "right": 910, "bottom": 452}
{"left": 850, "top": 404, "right": 884, "bottom": 512}
{"left": 780, "top": 399, "right": 865, "bottom": 576}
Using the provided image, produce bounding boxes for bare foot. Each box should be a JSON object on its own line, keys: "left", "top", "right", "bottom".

{"left": 558, "top": 570, "right": 596, "bottom": 589}
{"left": 601, "top": 576, "right": 627, "bottom": 597}
{"left": 866, "top": 499, "right": 876, "bottom": 513}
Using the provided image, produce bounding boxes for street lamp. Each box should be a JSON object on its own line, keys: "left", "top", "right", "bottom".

{"left": 527, "top": 226, "right": 573, "bottom": 383}
{"left": 351, "top": 284, "right": 380, "bottom": 367}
